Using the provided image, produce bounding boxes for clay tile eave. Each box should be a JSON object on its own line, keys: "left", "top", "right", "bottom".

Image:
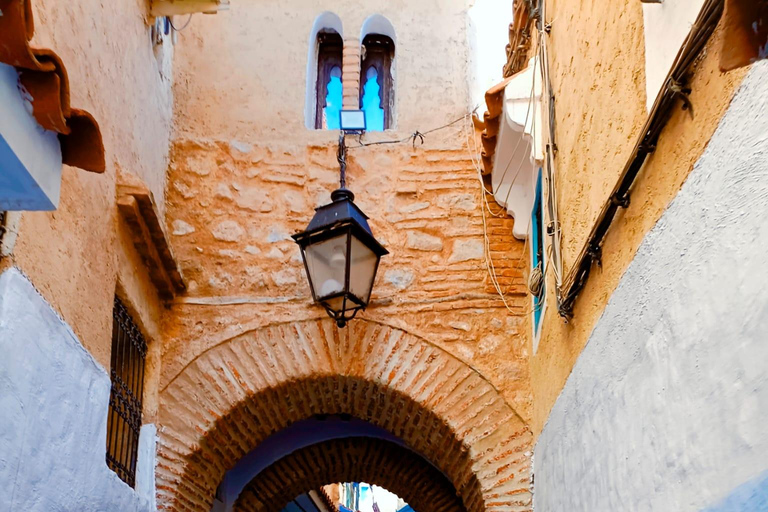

{"left": 479, "top": 31, "right": 534, "bottom": 177}
{"left": 478, "top": 0, "right": 535, "bottom": 177}
{"left": 485, "top": 76, "right": 515, "bottom": 119}
{"left": 0, "top": 0, "right": 106, "bottom": 173}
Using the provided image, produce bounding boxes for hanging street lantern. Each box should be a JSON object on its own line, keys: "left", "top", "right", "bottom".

{"left": 292, "top": 132, "right": 388, "bottom": 327}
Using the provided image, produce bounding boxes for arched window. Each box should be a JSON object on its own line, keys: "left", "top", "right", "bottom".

{"left": 315, "top": 31, "right": 344, "bottom": 130}
{"left": 305, "top": 12, "right": 343, "bottom": 129}
{"left": 360, "top": 33, "right": 395, "bottom": 131}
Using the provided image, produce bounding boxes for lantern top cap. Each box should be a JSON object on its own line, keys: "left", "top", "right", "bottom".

{"left": 292, "top": 188, "right": 389, "bottom": 257}
{"left": 331, "top": 187, "right": 355, "bottom": 202}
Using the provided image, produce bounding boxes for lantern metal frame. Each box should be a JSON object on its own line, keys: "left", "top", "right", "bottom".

{"left": 292, "top": 135, "right": 389, "bottom": 327}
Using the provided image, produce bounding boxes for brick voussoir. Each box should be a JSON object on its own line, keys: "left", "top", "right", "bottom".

{"left": 156, "top": 319, "right": 531, "bottom": 512}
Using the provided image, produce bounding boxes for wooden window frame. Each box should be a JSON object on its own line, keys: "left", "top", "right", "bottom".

{"left": 106, "top": 296, "right": 147, "bottom": 488}
{"left": 315, "top": 31, "right": 344, "bottom": 130}
{"left": 360, "top": 34, "right": 395, "bottom": 130}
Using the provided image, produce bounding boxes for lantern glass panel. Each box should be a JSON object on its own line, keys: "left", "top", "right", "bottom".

{"left": 349, "top": 234, "right": 378, "bottom": 304}
{"left": 324, "top": 295, "right": 347, "bottom": 312}
{"left": 304, "top": 233, "right": 349, "bottom": 300}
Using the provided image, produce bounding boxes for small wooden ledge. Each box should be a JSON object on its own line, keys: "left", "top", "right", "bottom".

{"left": 150, "top": 0, "right": 230, "bottom": 17}
{"left": 117, "top": 177, "right": 185, "bottom": 300}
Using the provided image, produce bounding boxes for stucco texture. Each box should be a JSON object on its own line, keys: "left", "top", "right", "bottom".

{"left": 534, "top": 61, "right": 768, "bottom": 511}
{"left": 530, "top": 1, "right": 749, "bottom": 435}
{"left": 0, "top": 268, "right": 153, "bottom": 512}
{"left": 7, "top": 0, "right": 173, "bottom": 373}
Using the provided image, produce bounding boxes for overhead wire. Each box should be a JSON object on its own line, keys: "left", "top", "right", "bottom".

{"left": 502, "top": 55, "right": 539, "bottom": 209}
{"left": 465, "top": 116, "right": 518, "bottom": 314}
{"left": 465, "top": 2, "right": 563, "bottom": 319}
{"left": 465, "top": 113, "right": 553, "bottom": 317}
{"left": 349, "top": 112, "right": 473, "bottom": 150}
{"left": 169, "top": 14, "right": 193, "bottom": 32}
{"left": 341, "top": 70, "right": 545, "bottom": 316}
{"left": 537, "top": 0, "right": 565, "bottom": 296}
{"left": 461, "top": 43, "right": 550, "bottom": 315}
{"left": 464, "top": 108, "right": 508, "bottom": 218}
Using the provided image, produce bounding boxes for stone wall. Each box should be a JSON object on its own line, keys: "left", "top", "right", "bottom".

{"left": 162, "top": 133, "right": 532, "bottom": 418}
{"left": 534, "top": 61, "right": 768, "bottom": 512}
{"left": 163, "top": 0, "right": 533, "bottom": 422}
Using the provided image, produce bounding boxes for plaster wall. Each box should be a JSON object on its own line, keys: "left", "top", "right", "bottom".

{"left": 164, "top": 1, "right": 533, "bottom": 419}
{"left": 534, "top": 61, "right": 768, "bottom": 512}
{"left": 5, "top": 0, "right": 174, "bottom": 369}
{"left": 171, "top": 0, "right": 472, "bottom": 141}
{"left": 546, "top": 0, "right": 648, "bottom": 274}
{"left": 529, "top": 0, "right": 748, "bottom": 435}
{"left": 0, "top": 268, "right": 155, "bottom": 512}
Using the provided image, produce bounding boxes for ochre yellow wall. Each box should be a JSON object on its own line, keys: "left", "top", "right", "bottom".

{"left": 530, "top": 1, "right": 749, "bottom": 435}
{"left": 6, "top": 0, "right": 174, "bottom": 420}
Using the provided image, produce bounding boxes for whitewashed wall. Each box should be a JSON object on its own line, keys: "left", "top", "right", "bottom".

{"left": 534, "top": 61, "right": 768, "bottom": 512}
{"left": 0, "top": 268, "right": 155, "bottom": 512}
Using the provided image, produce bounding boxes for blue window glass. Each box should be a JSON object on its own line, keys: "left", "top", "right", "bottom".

{"left": 531, "top": 168, "right": 545, "bottom": 335}
{"left": 361, "top": 67, "right": 385, "bottom": 132}
{"left": 315, "top": 31, "right": 343, "bottom": 130}
{"left": 324, "top": 66, "right": 343, "bottom": 130}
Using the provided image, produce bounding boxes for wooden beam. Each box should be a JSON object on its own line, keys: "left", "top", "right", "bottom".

{"left": 150, "top": 0, "right": 230, "bottom": 17}
{"left": 117, "top": 180, "right": 186, "bottom": 300}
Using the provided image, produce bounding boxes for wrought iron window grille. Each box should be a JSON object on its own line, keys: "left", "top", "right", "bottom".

{"left": 106, "top": 296, "right": 147, "bottom": 487}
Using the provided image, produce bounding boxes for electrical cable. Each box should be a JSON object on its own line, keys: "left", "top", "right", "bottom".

{"left": 464, "top": 111, "right": 509, "bottom": 218}
{"left": 465, "top": 115, "right": 526, "bottom": 314}
{"left": 502, "top": 61, "right": 538, "bottom": 208}
{"left": 534, "top": 0, "right": 565, "bottom": 304}
{"left": 349, "top": 112, "right": 473, "bottom": 150}
{"left": 169, "top": 14, "right": 193, "bottom": 32}
{"left": 558, "top": 0, "right": 725, "bottom": 318}
{"left": 491, "top": 58, "right": 538, "bottom": 197}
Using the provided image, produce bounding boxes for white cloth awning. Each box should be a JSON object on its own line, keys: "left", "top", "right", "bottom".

{"left": 491, "top": 57, "right": 544, "bottom": 239}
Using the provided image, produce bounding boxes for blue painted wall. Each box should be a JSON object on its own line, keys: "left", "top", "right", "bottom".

{"left": 702, "top": 471, "right": 768, "bottom": 512}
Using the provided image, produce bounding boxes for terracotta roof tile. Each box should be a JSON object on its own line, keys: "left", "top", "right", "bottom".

{"left": 478, "top": 0, "right": 534, "bottom": 177}
{"left": 0, "top": 0, "right": 105, "bottom": 173}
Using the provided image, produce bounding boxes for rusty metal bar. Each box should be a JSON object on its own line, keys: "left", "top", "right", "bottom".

{"left": 106, "top": 296, "right": 147, "bottom": 487}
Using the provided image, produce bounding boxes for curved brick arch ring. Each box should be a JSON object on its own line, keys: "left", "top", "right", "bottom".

{"left": 233, "top": 437, "right": 465, "bottom": 512}
{"left": 156, "top": 319, "right": 532, "bottom": 512}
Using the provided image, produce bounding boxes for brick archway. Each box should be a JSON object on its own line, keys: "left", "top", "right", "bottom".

{"left": 233, "top": 437, "right": 465, "bottom": 512}
{"left": 156, "top": 319, "right": 532, "bottom": 512}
